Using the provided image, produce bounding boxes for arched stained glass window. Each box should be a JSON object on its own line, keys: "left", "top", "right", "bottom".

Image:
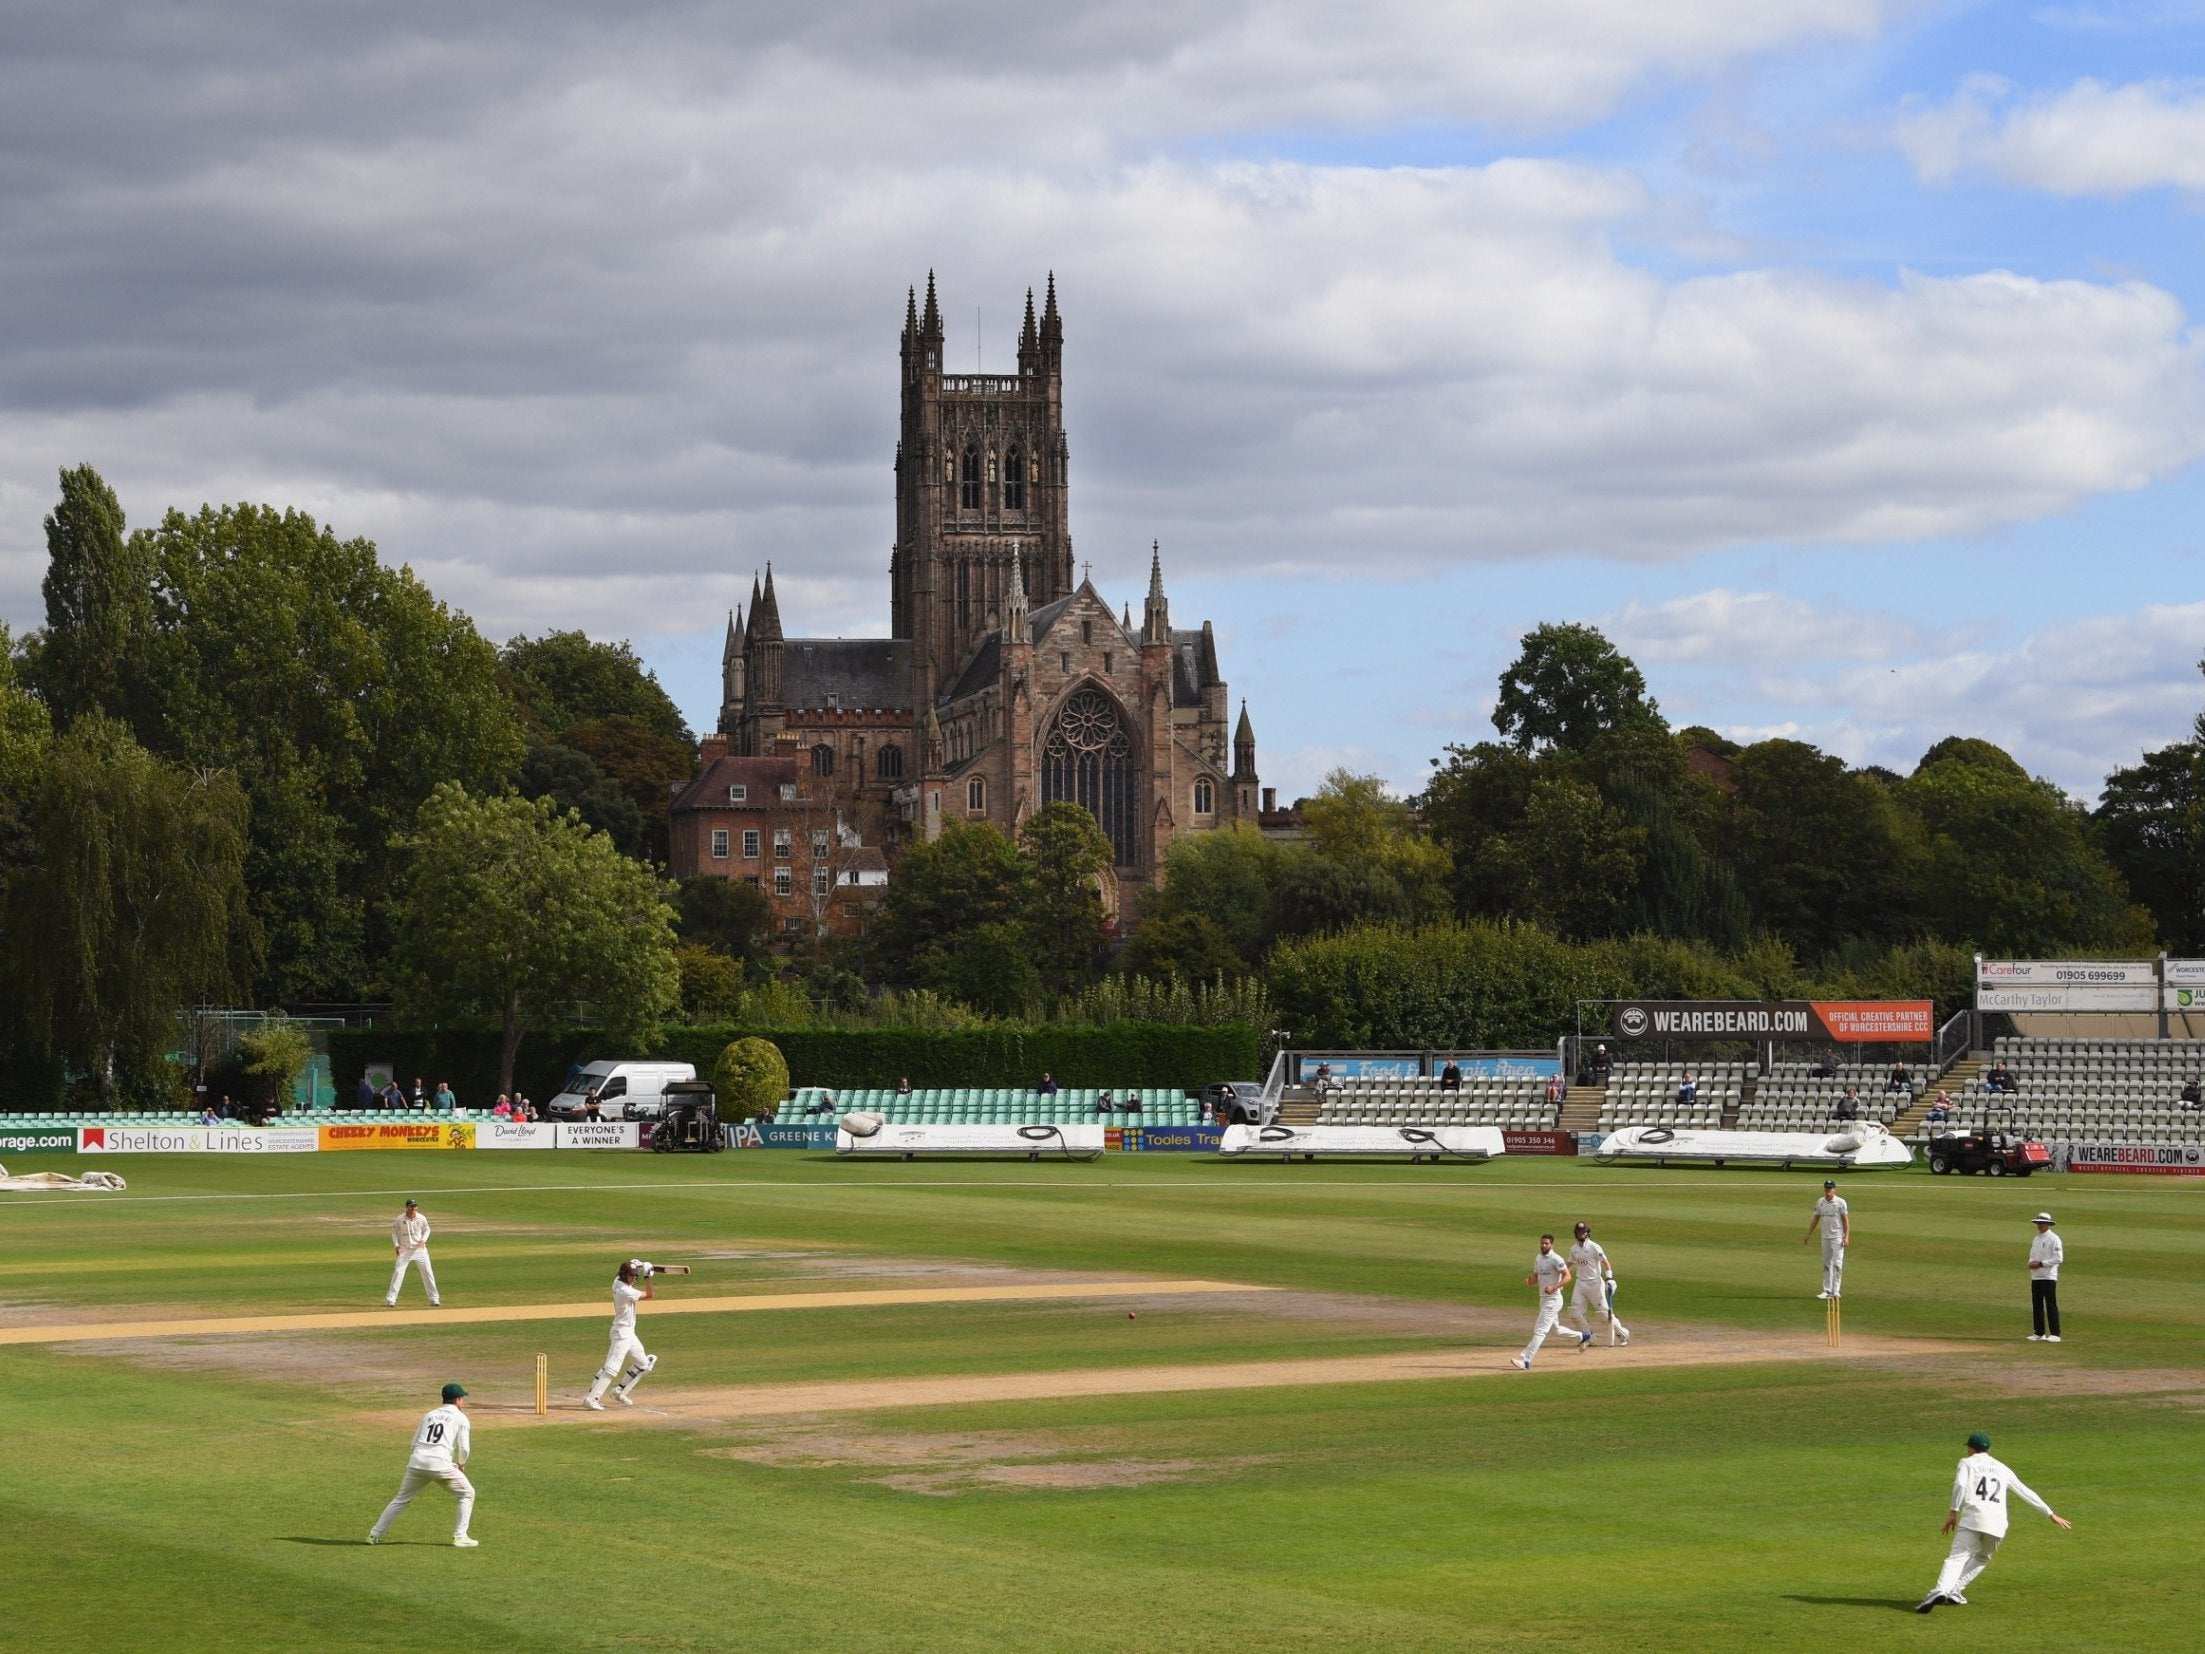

{"left": 1042, "top": 689, "right": 1138, "bottom": 868}
{"left": 960, "top": 445, "right": 981, "bottom": 509}
{"left": 1004, "top": 446, "right": 1025, "bottom": 509}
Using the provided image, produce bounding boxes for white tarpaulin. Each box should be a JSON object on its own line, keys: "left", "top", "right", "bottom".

{"left": 1594, "top": 1123, "right": 1913, "bottom": 1170}
{"left": 0, "top": 1162, "right": 127, "bottom": 1191}
{"left": 1216, "top": 1123, "right": 1506, "bottom": 1161}
{"left": 834, "top": 1121, "right": 1105, "bottom": 1160}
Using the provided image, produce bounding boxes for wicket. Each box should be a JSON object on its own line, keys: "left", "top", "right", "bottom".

{"left": 1824, "top": 1297, "right": 1841, "bottom": 1347}
{"left": 534, "top": 1352, "right": 549, "bottom": 1416}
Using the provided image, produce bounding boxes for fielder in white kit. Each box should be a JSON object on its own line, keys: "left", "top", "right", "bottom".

{"left": 1512, "top": 1233, "right": 1592, "bottom": 1368}
{"left": 583, "top": 1259, "right": 659, "bottom": 1409}
{"left": 367, "top": 1382, "right": 479, "bottom": 1547}
{"left": 1916, "top": 1430, "right": 2070, "bottom": 1612}
{"left": 386, "top": 1198, "right": 440, "bottom": 1307}
{"left": 1803, "top": 1179, "right": 1848, "bottom": 1299}
{"left": 1564, "top": 1220, "right": 1630, "bottom": 1346}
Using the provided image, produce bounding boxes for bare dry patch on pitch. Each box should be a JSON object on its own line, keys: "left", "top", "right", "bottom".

{"left": 701, "top": 1421, "right": 1275, "bottom": 1496}
{"left": 1890, "top": 1356, "right": 2205, "bottom": 1404}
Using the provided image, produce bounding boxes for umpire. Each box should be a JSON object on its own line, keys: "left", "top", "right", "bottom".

{"left": 2027, "top": 1212, "right": 2063, "bottom": 1343}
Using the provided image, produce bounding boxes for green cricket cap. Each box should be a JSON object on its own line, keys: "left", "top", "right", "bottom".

{"left": 442, "top": 1382, "right": 468, "bottom": 1402}
{"left": 1965, "top": 1431, "right": 1990, "bottom": 1451}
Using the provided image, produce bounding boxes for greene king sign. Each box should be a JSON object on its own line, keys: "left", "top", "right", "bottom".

{"left": 1611, "top": 1000, "right": 1933, "bottom": 1042}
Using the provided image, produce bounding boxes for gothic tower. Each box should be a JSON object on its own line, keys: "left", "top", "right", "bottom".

{"left": 893, "top": 272, "right": 1075, "bottom": 709}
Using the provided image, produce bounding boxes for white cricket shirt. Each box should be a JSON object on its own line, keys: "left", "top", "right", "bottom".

{"left": 610, "top": 1278, "right": 645, "bottom": 1334}
{"left": 1531, "top": 1251, "right": 1568, "bottom": 1293}
{"left": 407, "top": 1403, "right": 470, "bottom": 1471}
{"left": 2029, "top": 1231, "right": 2063, "bottom": 1281}
{"left": 1567, "top": 1240, "right": 1610, "bottom": 1284}
{"left": 392, "top": 1212, "right": 432, "bottom": 1252}
{"left": 1948, "top": 1452, "right": 2051, "bottom": 1538}
{"left": 1814, "top": 1195, "right": 1848, "bottom": 1234}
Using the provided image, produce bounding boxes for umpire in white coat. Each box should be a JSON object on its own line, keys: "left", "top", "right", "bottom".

{"left": 2027, "top": 1212, "right": 2063, "bottom": 1342}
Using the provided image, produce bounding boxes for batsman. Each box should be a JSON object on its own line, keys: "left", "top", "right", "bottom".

{"left": 583, "top": 1258, "right": 690, "bottom": 1410}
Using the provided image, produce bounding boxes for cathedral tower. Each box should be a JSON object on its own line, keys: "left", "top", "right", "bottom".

{"left": 892, "top": 272, "right": 1074, "bottom": 709}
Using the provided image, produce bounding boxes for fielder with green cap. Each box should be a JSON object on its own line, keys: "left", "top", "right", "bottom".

{"left": 1917, "top": 1430, "right": 2070, "bottom": 1612}
{"left": 367, "top": 1382, "right": 479, "bottom": 1547}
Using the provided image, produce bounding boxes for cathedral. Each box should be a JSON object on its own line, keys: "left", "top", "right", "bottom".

{"left": 703, "top": 274, "right": 1261, "bottom": 909}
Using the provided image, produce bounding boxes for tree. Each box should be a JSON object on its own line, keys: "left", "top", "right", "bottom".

{"left": 1299, "top": 769, "right": 1451, "bottom": 915}
{"left": 936, "top": 920, "right": 1045, "bottom": 1017}
{"left": 130, "top": 502, "right": 523, "bottom": 999}
{"left": 1137, "top": 826, "right": 1280, "bottom": 965}
{"left": 1484, "top": 774, "right": 1644, "bottom": 940}
{"left": 1267, "top": 851, "right": 1410, "bottom": 942}
{"left": 0, "top": 625, "right": 53, "bottom": 877}
{"left": 1492, "top": 623, "right": 1663, "bottom": 754}
{"left": 4, "top": 715, "right": 254, "bottom": 1104}
{"left": 2095, "top": 743, "right": 2204, "bottom": 953}
{"left": 675, "top": 875, "right": 772, "bottom": 970}
{"left": 389, "top": 784, "right": 679, "bottom": 1096}
{"left": 500, "top": 631, "right": 692, "bottom": 745}
{"left": 711, "top": 1036, "right": 789, "bottom": 1121}
{"left": 675, "top": 941, "right": 744, "bottom": 1019}
{"left": 517, "top": 741, "right": 644, "bottom": 856}
{"left": 1902, "top": 742, "right": 2148, "bottom": 955}
{"left": 33, "top": 465, "right": 152, "bottom": 728}
{"left": 1018, "top": 801, "right": 1112, "bottom": 991}
{"left": 1726, "top": 739, "right": 1921, "bottom": 956}
{"left": 1119, "top": 911, "right": 1249, "bottom": 980}
{"left": 237, "top": 1018, "right": 313, "bottom": 1114}
{"left": 867, "top": 820, "right": 1033, "bottom": 1000}
{"left": 563, "top": 715, "right": 694, "bottom": 863}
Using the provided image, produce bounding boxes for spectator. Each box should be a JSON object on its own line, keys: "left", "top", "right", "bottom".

{"left": 493, "top": 1095, "right": 513, "bottom": 1119}
{"left": 1834, "top": 1088, "right": 1861, "bottom": 1122}
{"left": 412, "top": 1076, "right": 427, "bottom": 1109}
{"left": 1094, "top": 1090, "right": 1116, "bottom": 1116}
{"left": 1589, "top": 1045, "right": 1612, "bottom": 1085}
{"left": 1439, "top": 1061, "right": 1463, "bottom": 1092}
{"left": 1312, "top": 1061, "right": 1335, "bottom": 1092}
{"left": 2180, "top": 1076, "right": 2200, "bottom": 1107}
{"left": 356, "top": 1074, "right": 377, "bottom": 1112}
{"left": 804, "top": 1093, "right": 837, "bottom": 1117}
{"left": 381, "top": 1079, "right": 406, "bottom": 1111}
{"left": 582, "top": 1087, "right": 603, "bottom": 1122}
{"left": 201, "top": 1103, "right": 222, "bottom": 1126}
{"left": 1812, "top": 1050, "right": 1838, "bottom": 1079}
{"left": 1987, "top": 1059, "right": 2018, "bottom": 1094}
{"left": 1926, "top": 1091, "right": 1953, "bottom": 1123}
{"left": 434, "top": 1080, "right": 455, "bottom": 1111}
{"left": 1123, "top": 1092, "right": 1143, "bottom": 1115}
{"left": 1545, "top": 1072, "right": 1566, "bottom": 1105}
{"left": 509, "top": 1090, "right": 526, "bottom": 1118}
{"left": 896, "top": 1077, "right": 913, "bottom": 1095}
{"left": 1888, "top": 1059, "right": 1913, "bottom": 1094}
{"left": 1198, "top": 1096, "right": 1214, "bottom": 1124}
{"left": 1037, "top": 1072, "right": 1059, "bottom": 1096}
{"left": 1677, "top": 1072, "right": 1698, "bottom": 1105}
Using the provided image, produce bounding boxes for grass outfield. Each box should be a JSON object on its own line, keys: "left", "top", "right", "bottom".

{"left": 0, "top": 1151, "right": 2195, "bottom": 1651}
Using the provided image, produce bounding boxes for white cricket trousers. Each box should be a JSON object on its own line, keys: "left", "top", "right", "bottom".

{"left": 1934, "top": 1528, "right": 2000, "bottom": 1597}
{"left": 1566, "top": 1281, "right": 1628, "bottom": 1342}
{"left": 371, "top": 1463, "right": 475, "bottom": 1541}
{"left": 587, "top": 1330, "right": 653, "bottom": 1400}
{"left": 1821, "top": 1238, "right": 1845, "bottom": 1297}
{"left": 388, "top": 1250, "right": 439, "bottom": 1305}
{"left": 1520, "top": 1292, "right": 1576, "bottom": 1363}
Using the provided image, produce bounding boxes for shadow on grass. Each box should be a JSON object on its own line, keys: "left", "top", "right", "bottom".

{"left": 1782, "top": 1595, "right": 1919, "bottom": 1614}
{"left": 278, "top": 1537, "right": 384, "bottom": 1547}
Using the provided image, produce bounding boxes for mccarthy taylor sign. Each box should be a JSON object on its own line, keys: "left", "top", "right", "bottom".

{"left": 1611, "top": 1001, "right": 1934, "bottom": 1042}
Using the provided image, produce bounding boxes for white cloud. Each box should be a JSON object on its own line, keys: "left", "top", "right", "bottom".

{"left": 1608, "top": 588, "right": 1928, "bottom": 665}
{"left": 1892, "top": 75, "right": 2205, "bottom": 195}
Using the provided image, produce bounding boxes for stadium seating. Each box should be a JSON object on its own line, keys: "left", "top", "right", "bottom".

{"left": 784, "top": 1087, "right": 1205, "bottom": 1127}
{"left": 1313, "top": 1073, "right": 1559, "bottom": 1130}
{"left": 1738, "top": 1062, "right": 1912, "bottom": 1132}
{"left": 1926, "top": 1038, "right": 2205, "bottom": 1144}
{"left": 1596, "top": 1061, "right": 1744, "bottom": 1134}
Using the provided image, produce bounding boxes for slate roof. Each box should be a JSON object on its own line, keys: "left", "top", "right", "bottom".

{"left": 945, "top": 633, "right": 1002, "bottom": 703}
{"left": 779, "top": 639, "right": 914, "bottom": 711}
{"left": 670, "top": 754, "right": 803, "bottom": 814}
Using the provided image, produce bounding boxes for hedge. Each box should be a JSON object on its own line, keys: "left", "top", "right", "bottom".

{"left": 324, "top": 1022, "right": 1260, "bottom": 1108}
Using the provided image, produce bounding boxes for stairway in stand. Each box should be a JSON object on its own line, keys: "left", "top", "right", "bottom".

{"left": 1558, "top": 1085, "right": 1604, "bottom": 1136}
{"left": 1721, "top": 1072, "right": 1755, "bottom": 1130}
{"left": 1273, "top": 1086, "right": 1322, "bottom": 1125}
{"left": 1892, "top": 1056, "right": 1985, "bottom": 1140}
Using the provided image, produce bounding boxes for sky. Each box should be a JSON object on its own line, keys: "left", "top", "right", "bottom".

{"left": 2, "top": 1, "right": 2202, "bottom": 803}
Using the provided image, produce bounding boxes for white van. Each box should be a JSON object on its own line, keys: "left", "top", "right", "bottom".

{"left": 547, "top": 1061, "right": 698, "bottom": 1122}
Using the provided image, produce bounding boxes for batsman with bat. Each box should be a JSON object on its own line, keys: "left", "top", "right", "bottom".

{"left": 583, "top": 1258, "right": 688, "bottom": 1410}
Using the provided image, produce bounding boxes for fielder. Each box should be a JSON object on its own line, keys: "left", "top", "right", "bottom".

{"left": 581, "top": 1259, "right": 686, "bottom": 1409}
{"left": 1916, "top": 1430, "right": 2070, "bottom": 1612}
{"left": 1512, "top": 1232, "right": 1592, "bottom": 1369}
{"left": 367, "top": 1381, "right": 478, "bottom": 1547}
{"left": 1803, "top": 1179, "right": 1848, "bottom": 1299}
{"left": 386, "top": 1198, "right": 440, "bottom": 1307}
{"left": 1564, "top": 1220, "right": 1630, "bottom": 1347}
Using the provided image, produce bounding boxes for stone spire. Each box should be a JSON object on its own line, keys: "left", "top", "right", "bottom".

{"left": 1017, "top": 287, "right": 1039, "bottom": 375}
{"left": 920, "top": 269, "right": 942, "bottom": 347}
{"left": 1233, "top": 698, "right": 1257, "bottom": 780}
{"left": 1039, "top": 271, "right": 1061, "bottom": 370}
{"left": 1004, "top": 544, "right": 1029, "bottom": 643}
{"left": 749, "top": 567, "right": 783, "bottom": 708}
{"left": 1142, "top": 539, "right": 1170, "bottom": 645}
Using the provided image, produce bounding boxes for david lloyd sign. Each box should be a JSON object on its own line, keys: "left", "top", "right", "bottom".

{"left": 1611, "top": 1000, "right": 1933, "bottom": 1042}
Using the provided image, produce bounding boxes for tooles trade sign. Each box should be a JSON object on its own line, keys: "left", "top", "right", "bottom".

{"left": 1611, "top": 1000, "right": 1934, "bottom": 1042}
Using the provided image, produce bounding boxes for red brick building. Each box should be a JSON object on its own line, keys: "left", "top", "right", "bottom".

{"left": 667, "top": 750, "right": 889, "bottom": 944}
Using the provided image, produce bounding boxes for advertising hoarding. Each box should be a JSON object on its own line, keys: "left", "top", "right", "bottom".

{"left": 319, "top": 1122, "right": 476, "bottom": 1151}
{"left": 472, "top": 1121, "right": 558, "bottom": 1150}
{"left": 1611, "top": 1001, "right": 1933, "bottom": 1042}
{"left": 554, "top": 1122, "right": 641, "bottom": 1150}
{"left": 1976, "top": 959, "right": 2158, "bottom": 1013}
{"left": 0, "top": 1125, "right": 80, "bottom": 1155}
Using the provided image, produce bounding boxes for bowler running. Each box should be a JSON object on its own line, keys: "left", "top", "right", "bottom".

{"left": 1513, "top": 1233, "right": 1592, "bottom": 1369}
